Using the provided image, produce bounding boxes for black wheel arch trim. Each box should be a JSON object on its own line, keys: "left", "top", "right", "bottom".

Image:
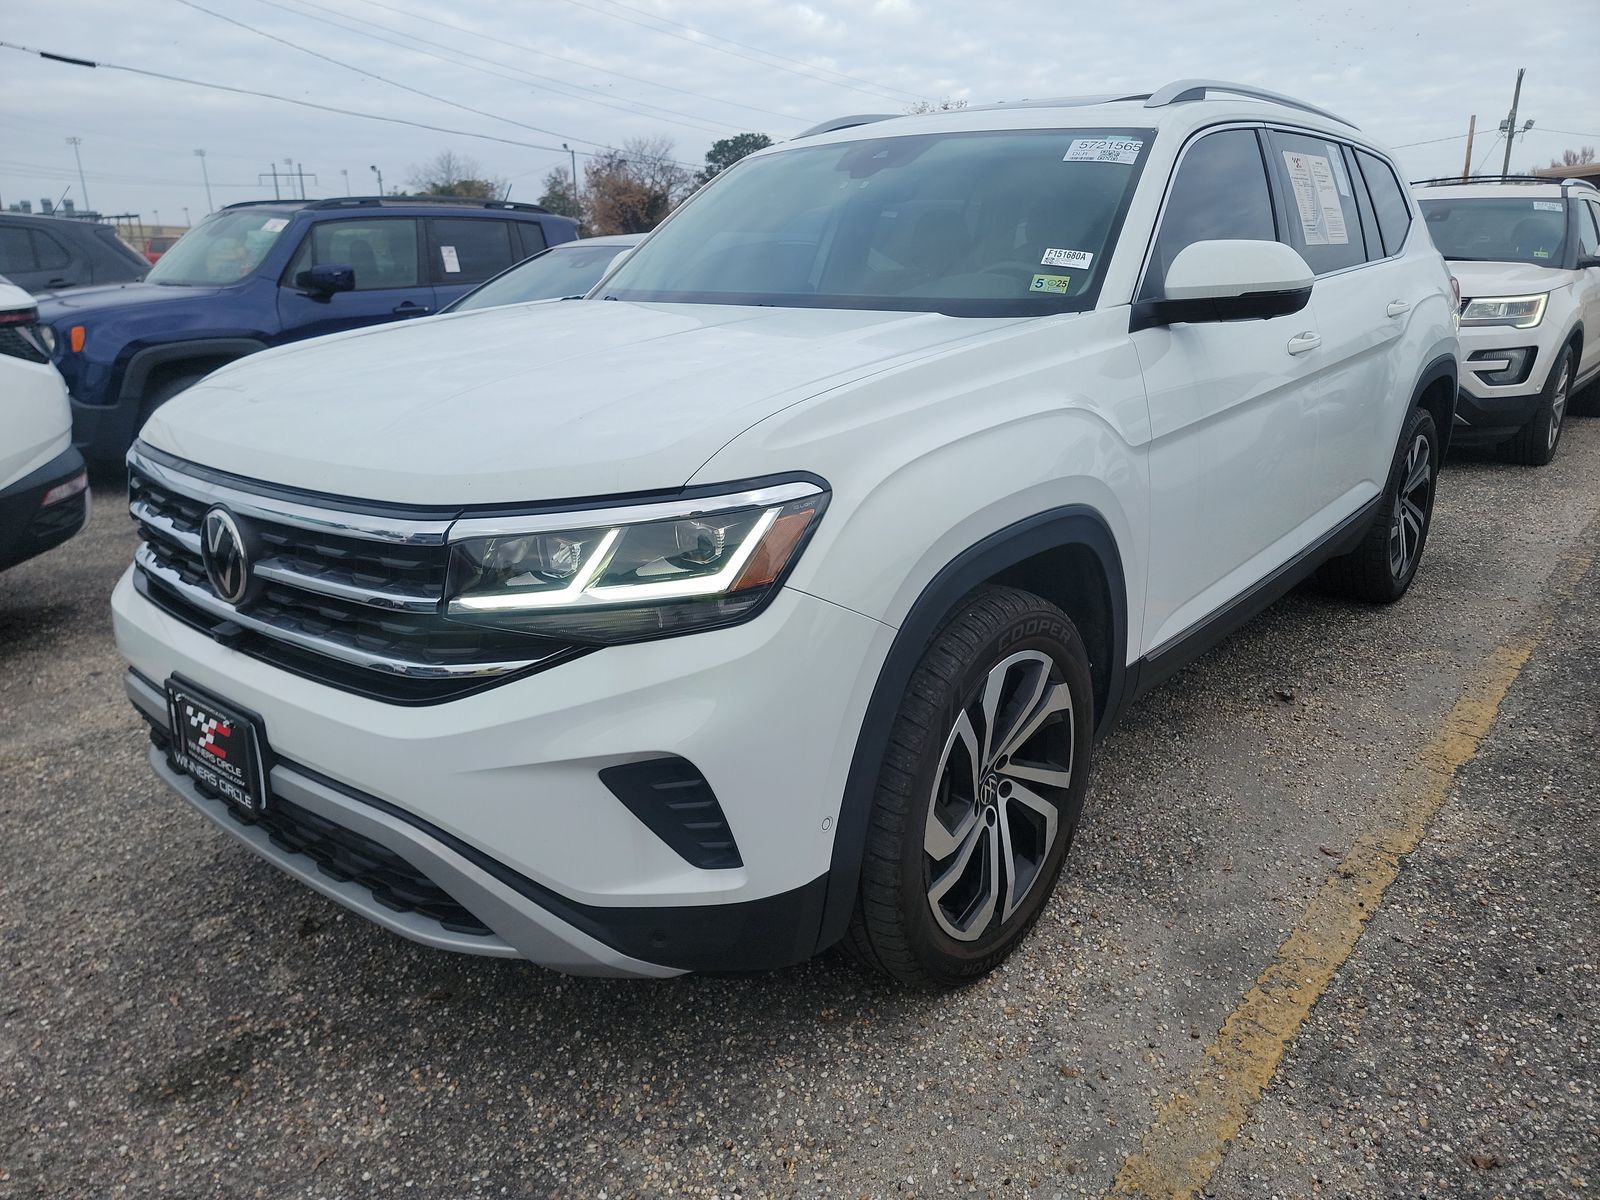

{"left": 118, "top": 338, "right": 270, "bottom": 404}
{"left": 1411, "top": 352, "right": 1458, "bottom": 459}
{"left": 814, "top": 504, "right": 1129, "bottom": 954}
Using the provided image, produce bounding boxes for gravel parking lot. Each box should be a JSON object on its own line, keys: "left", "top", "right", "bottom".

{"left": 2, "top": 421, "right": 1597, "bottom": 1199}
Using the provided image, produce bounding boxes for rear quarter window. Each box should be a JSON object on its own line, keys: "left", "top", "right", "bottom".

{"left": 1355, "top": 150, "right": 1413, "bottom": 257}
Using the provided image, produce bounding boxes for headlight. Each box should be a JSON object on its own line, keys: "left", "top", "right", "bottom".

{"left": 37, "top": 325, "right": 56, "bottom": 354}
{"left": 444, "top": 479, "right": 827, "bottom": 643}
{"left": 1460, "top": 293, "right": 1547, "bottom": 329}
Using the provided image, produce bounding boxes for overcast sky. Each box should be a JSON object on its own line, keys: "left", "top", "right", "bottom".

{"left": 4, "top": 0, "right": 1597, "bottom": 227}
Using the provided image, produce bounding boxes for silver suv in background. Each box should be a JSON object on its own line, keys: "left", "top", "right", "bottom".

{"left": 1415, "top": 176, "right": 1600, "bottom": 464}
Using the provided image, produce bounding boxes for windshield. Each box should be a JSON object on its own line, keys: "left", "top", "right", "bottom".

{"left": 145, "top": 209, "right": 292, "bottom": 285}
{"left": 447, "top": 242, "right": 635, "bottom": 312}
{"left": 1418, "top": 197, "right": 1568, "bottom": 266}
{"left": 599, "top": 127, "right": 1153, "bottom": 317}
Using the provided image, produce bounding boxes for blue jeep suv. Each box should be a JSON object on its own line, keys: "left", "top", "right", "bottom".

{"left": 43, "top": 196, "right": 578, "bottom": 460}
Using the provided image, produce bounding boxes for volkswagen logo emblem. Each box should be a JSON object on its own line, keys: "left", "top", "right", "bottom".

{"left": 201, "top": 507, "right": 251, "bottom": 605}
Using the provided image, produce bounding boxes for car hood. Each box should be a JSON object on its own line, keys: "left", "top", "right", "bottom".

{"left": 1447, "top": 260, "right": 1572, "bottom": 299}
{"left": 141, "top": 300, "right": 1018, "bottom": 504}
{"left": 36, "top": 280, "right": 225, "bottom": 319}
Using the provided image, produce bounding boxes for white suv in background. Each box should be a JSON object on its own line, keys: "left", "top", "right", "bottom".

{"left": 0, "top": 275, "right": 89, "bottom": 573}
{"left": 113, "top": 81, "right": 1457, "bottom": 988}
{"left": 1415, "top": 176, "right": 1600, "bottom": 464}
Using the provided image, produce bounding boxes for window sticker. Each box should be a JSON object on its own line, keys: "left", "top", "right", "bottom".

{"left": 1041, "top": 247, "right": 1093, "bottom": 269}
{"left": 1030, "top": 273, "right": 1072, "bottom": 294}
{"left": 1282, "top": 151, "right": 1349, "bottom": 246}
{"left": 1533, "top": 201, "right": 1564, "bottom": 212}
{"left": 1064, "top": 138, "right": 1142, "bottom": 165}
{"left": 1325, "top": 144, "right": 1352, "bottom": 197}
{"left": 440, "top": 245, "right": 461, "bottom": 273}
{"left": 261, "top": 218, "right": 288, "bottom": 233}
{"left": 1534, "top": 249, "right": 1551, "bottom": 258}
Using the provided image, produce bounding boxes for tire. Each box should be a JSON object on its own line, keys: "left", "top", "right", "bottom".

{"left": 845, "top": 585, "right": 1095, "bottom": 989}
{"left": 1317, "top": 406, "right": 1439, "bottom": 604}
{"left": 136, "top": 370, "right": 208, "bottom": 435}
{"left": 1502, "top": 345, "right": 1573, "bottom": 466}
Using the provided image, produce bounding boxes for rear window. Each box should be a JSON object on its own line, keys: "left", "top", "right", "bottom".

{"left": 1354, "top": 150, "right": 1412, "bottom": 257}
{"left": 1417, "top": 197, "right": 1568, "bottom": 266}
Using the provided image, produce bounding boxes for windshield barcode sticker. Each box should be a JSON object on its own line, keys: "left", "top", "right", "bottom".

{"left": 1534, "top": 201, "right": 1563, "bottom": 211}
{"left": 1041, "top": 248, "right": 1093, "bottom": 269}
{"left": 1064, "top": 138, "right": 1142, "bottom": 165}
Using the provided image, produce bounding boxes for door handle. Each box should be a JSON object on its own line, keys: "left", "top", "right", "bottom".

{"left": 1286, "top": 331, "right": 1322, "bottom": 355}
{"left": 393, "top": 302, "right": 432, "bottom": 317}
{"left": 46, "top": 277, "right": 69, "bottom": 288}
{"left": 1385, "top": 300, "right": 1411, "bottom": 318}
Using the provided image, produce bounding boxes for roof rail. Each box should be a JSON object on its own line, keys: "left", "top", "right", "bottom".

{"left": 1411, "top": 174, "right": 1581, "bottom": 188}
{"left": 1145, "top": 79, "right": 1358, "bottom": 130}
{"left": 219, "top": 198, "right": 307, "bottom": 211}
{"left": 793, "top": 114, "right": 899, "bottom": 139}
{"left": 1560, "top": 177, "right": 1600, "bottom": 191}
{"left": 220, "top": 196, "right": 553, "bottom": 213}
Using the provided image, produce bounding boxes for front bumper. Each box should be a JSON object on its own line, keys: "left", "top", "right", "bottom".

{"left": 113, "top": 568, "right": 894, "bottom": 975}
{"left": 1452, "top": 325, "right": 1557, "bottom": 444}
{"left": 0, "top": 446, "right": 90, "bottom": 571}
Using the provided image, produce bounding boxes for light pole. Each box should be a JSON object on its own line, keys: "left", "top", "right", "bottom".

{"left": 193, "top": 149, "right": 213, "bottom": 213}
{"left": 182, "top": 206, "right": 191, "bottom": 226}
{"left": 340, "top": 168, "right": 350, "bottom": 196}
{"left": 369, "top": 164, "right": 383, "bottom": 195}
{"left": 154, "top": 208, "right": 162, "bottom": 230}
{"left": 65, "top": 137, "right": 90, "bottom": 211}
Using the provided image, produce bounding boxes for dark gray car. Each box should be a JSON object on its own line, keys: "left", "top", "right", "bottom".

{"left": 0, "top": 213, "right": 150, "bottom": 294}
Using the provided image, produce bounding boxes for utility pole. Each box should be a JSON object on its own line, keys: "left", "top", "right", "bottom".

{"left": 1460, "top": 115, "right": 1476, "bottom": 180}
{"left": 1499, "top": 68, "right": 1527, "bottom": 180}
{"left": 194, "top": 149, "right": 214, "bottom": 213}
{"left": 340, "top": 168, "right": 350, "bottom": 196}
{"left": 265, "top": 163, "right": 281, "bottom": 200}
{"left": 563, "top": 142, "right": 580, "bottom": 208}
{"left": 65, "top": 137, "right": 90, "bottom": 211}
{"left": 370, "top": 164, "right": 384, "bottom": 195}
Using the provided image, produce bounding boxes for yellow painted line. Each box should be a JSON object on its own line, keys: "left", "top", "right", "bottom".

{"left": 1105, "top": 534, "right": 1597, "bottom": 1200}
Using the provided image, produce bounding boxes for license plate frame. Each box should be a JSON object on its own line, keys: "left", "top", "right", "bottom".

{"left": 164, "top": 677, "right": 271, "bottom": 814}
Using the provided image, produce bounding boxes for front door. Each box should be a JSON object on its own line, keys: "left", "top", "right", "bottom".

{"left": 1131, "top": 126, "right": 1324, "bottom": 655}
{"left": 275, "top": 216, "right": 435, "bottom": 343}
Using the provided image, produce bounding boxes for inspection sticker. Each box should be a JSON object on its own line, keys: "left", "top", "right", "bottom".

{"left": 1041, "top": 247, "right": 1093, "bottom": 269}
{"left": 1030, "top": 273, "right": 1072, "bottom": 294}
{"left": 1534, "top": 201, "right": 1564, "bottom": 211}
{"left": 1064, "top": 138, "right": 1142, "bottom": 165}
{"left": 440, "top": 245, "right": 461, "bottom": 273}
{"left": 261, "top": 218, "right": 288, "bottom": 232}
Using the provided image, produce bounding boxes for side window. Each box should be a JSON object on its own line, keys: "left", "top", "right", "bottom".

{"left": 1355, "top": 150, "right": 1413, "bottom": 258}
{"left": 1265, "top": 130, "right": 1364, "bottom": 274}
{"left": 517, "top": 221, "right": 548, "bottom": 257}
{"left": 291, "top": 218, "right": 420, "bottom": 290}
{"left": 430, "top": 218, "right": 519, "bottom": 284}
{"left": 1578, "top": 202, "right": 1600, "bottom": 259}
{"left": 31, "top": 231, "right": 72, "bottom": 271}
{"left": 1340, "top": 145, "right": 1382, "bottom": 262}
{"left": 1140, "top": 128, "right": 1277, "bottom": 299}
{"left": 0, "top": 225, "right": 37, "bottom": 273}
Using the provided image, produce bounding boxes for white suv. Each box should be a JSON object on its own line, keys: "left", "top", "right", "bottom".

{"left": 113, "top": 81, "right": 1458, "bottom": 987}
{"left": 1415, "top": 176, "right": 1600, "bottom": 464}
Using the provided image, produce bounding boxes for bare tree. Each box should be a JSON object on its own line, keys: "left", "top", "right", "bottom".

{"left": 583, "top": 138, "right": 693, "bottom": 235}
{"left": 407, "top": 150, "right": 508, "bottom": 200}
{"left": 1548, "top": 146, "right": 1597, "bottom": 168}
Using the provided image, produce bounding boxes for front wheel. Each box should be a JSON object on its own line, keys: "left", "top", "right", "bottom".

{"left": 1317, "top": 406, "right": 1439, "bottom": 604}
{"left": 1502, "top": 345, "right": 1572, "bottom": 467}
{"left": 845, "top": 586, "right": 1095, "bottom": 989}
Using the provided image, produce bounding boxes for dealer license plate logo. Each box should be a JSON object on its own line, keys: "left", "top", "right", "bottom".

{"left": 166, "top": 684, "right": 266, "bottom": 812}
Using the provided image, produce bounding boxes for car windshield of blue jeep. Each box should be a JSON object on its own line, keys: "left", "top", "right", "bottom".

{"left": 448, "top": 241, "right": 636, "bottom": 312}
{"left": 597, "top": 128, "right": 1152, "bottom": 316}
{"left": 1418, "top": 198, "right": 1568, "bottom": 266}
{"left": 146, "top": 210, "right": 289, "bottom": 285}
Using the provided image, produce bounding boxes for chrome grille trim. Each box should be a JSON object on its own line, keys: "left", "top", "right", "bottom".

{"left": 130, "top": 498, "right": 202, "bottom": 556}
{"left": 127, "top": 445, "right": 452, "bottom": 546}
{"left": 250, "top": 560, "right": 442, "bottom": 613}
{"left": 134, "top": 544, "right": 550, "bottom": 679}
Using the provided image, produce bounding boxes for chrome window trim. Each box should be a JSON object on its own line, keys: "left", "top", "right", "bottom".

{"left": 128, "top": 445, "right": 453, "bottom": 546}
{"left": 447, "top": 481, "right": 825, "bottom": 541}
{"left": 134, "top": 544, "right": 549, "bottom": 679}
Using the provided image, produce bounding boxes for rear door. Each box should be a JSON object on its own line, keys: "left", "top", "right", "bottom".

{"left": 1576, "top": 200, "right": 1600, "bottom": 382}
{"left": 30, "top": 227, "right": 89, "bottom": 291}
{"left": 275, "top": 216, "right": 433, "bottom": 342}
{"left": 426, "top": 217, "right": 530, "bottom": 308}
{"left": 1132, "top": 126, "right": 1325, "bottom": 653}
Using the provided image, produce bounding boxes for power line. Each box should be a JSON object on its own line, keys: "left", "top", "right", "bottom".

{"left": 339, "top": 0, "right": 800, "bottom": 126}
{"left": 250, "top": 0, "right": 741, "bottom": 138}
{"left": 1533, "top": 127, "right": 1600, "bottom": 140}
{"left": 1390, "top": 133, "right": 1467, "bottom": 149}
{"left": 1470, "top": 132, "right": 1504, "bottom": 174}
{"left": 173, "top": 0, "right": 619, "bottom": 153}
{"left": 552, "top": 0, "right": 925, "bottom": 106}
{"left": 0, "top": 39, "right": 669, "bottom": 165}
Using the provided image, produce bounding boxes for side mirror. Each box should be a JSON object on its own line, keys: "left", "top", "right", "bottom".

{"left": 296, "top": 263, "right": 355, "bottom": 296}
{"left": 1579, "top": 253, "right": 1600, "bottom": 270}
{"left": 1132, "top": 240, "right": 1313, "bottom": 331}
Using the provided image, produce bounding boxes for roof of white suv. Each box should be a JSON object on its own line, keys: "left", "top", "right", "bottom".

{"left": 1413, "top": 176, "right": 1599, "bottom": 202}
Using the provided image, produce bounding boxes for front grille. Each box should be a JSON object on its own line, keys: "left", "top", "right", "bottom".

{"left": 128, "top": 445, "right": 580, "bottom": 704}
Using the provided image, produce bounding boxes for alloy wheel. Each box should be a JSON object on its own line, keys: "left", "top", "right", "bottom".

{"left": 1548, "top": 361, "right": 1571, "bottom": 452}
{"left": 924, "top": 650, "right": 1074, "bottom": 942}
{"left": 1388, "top": 433, "right": 1432, "bottom": 580}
